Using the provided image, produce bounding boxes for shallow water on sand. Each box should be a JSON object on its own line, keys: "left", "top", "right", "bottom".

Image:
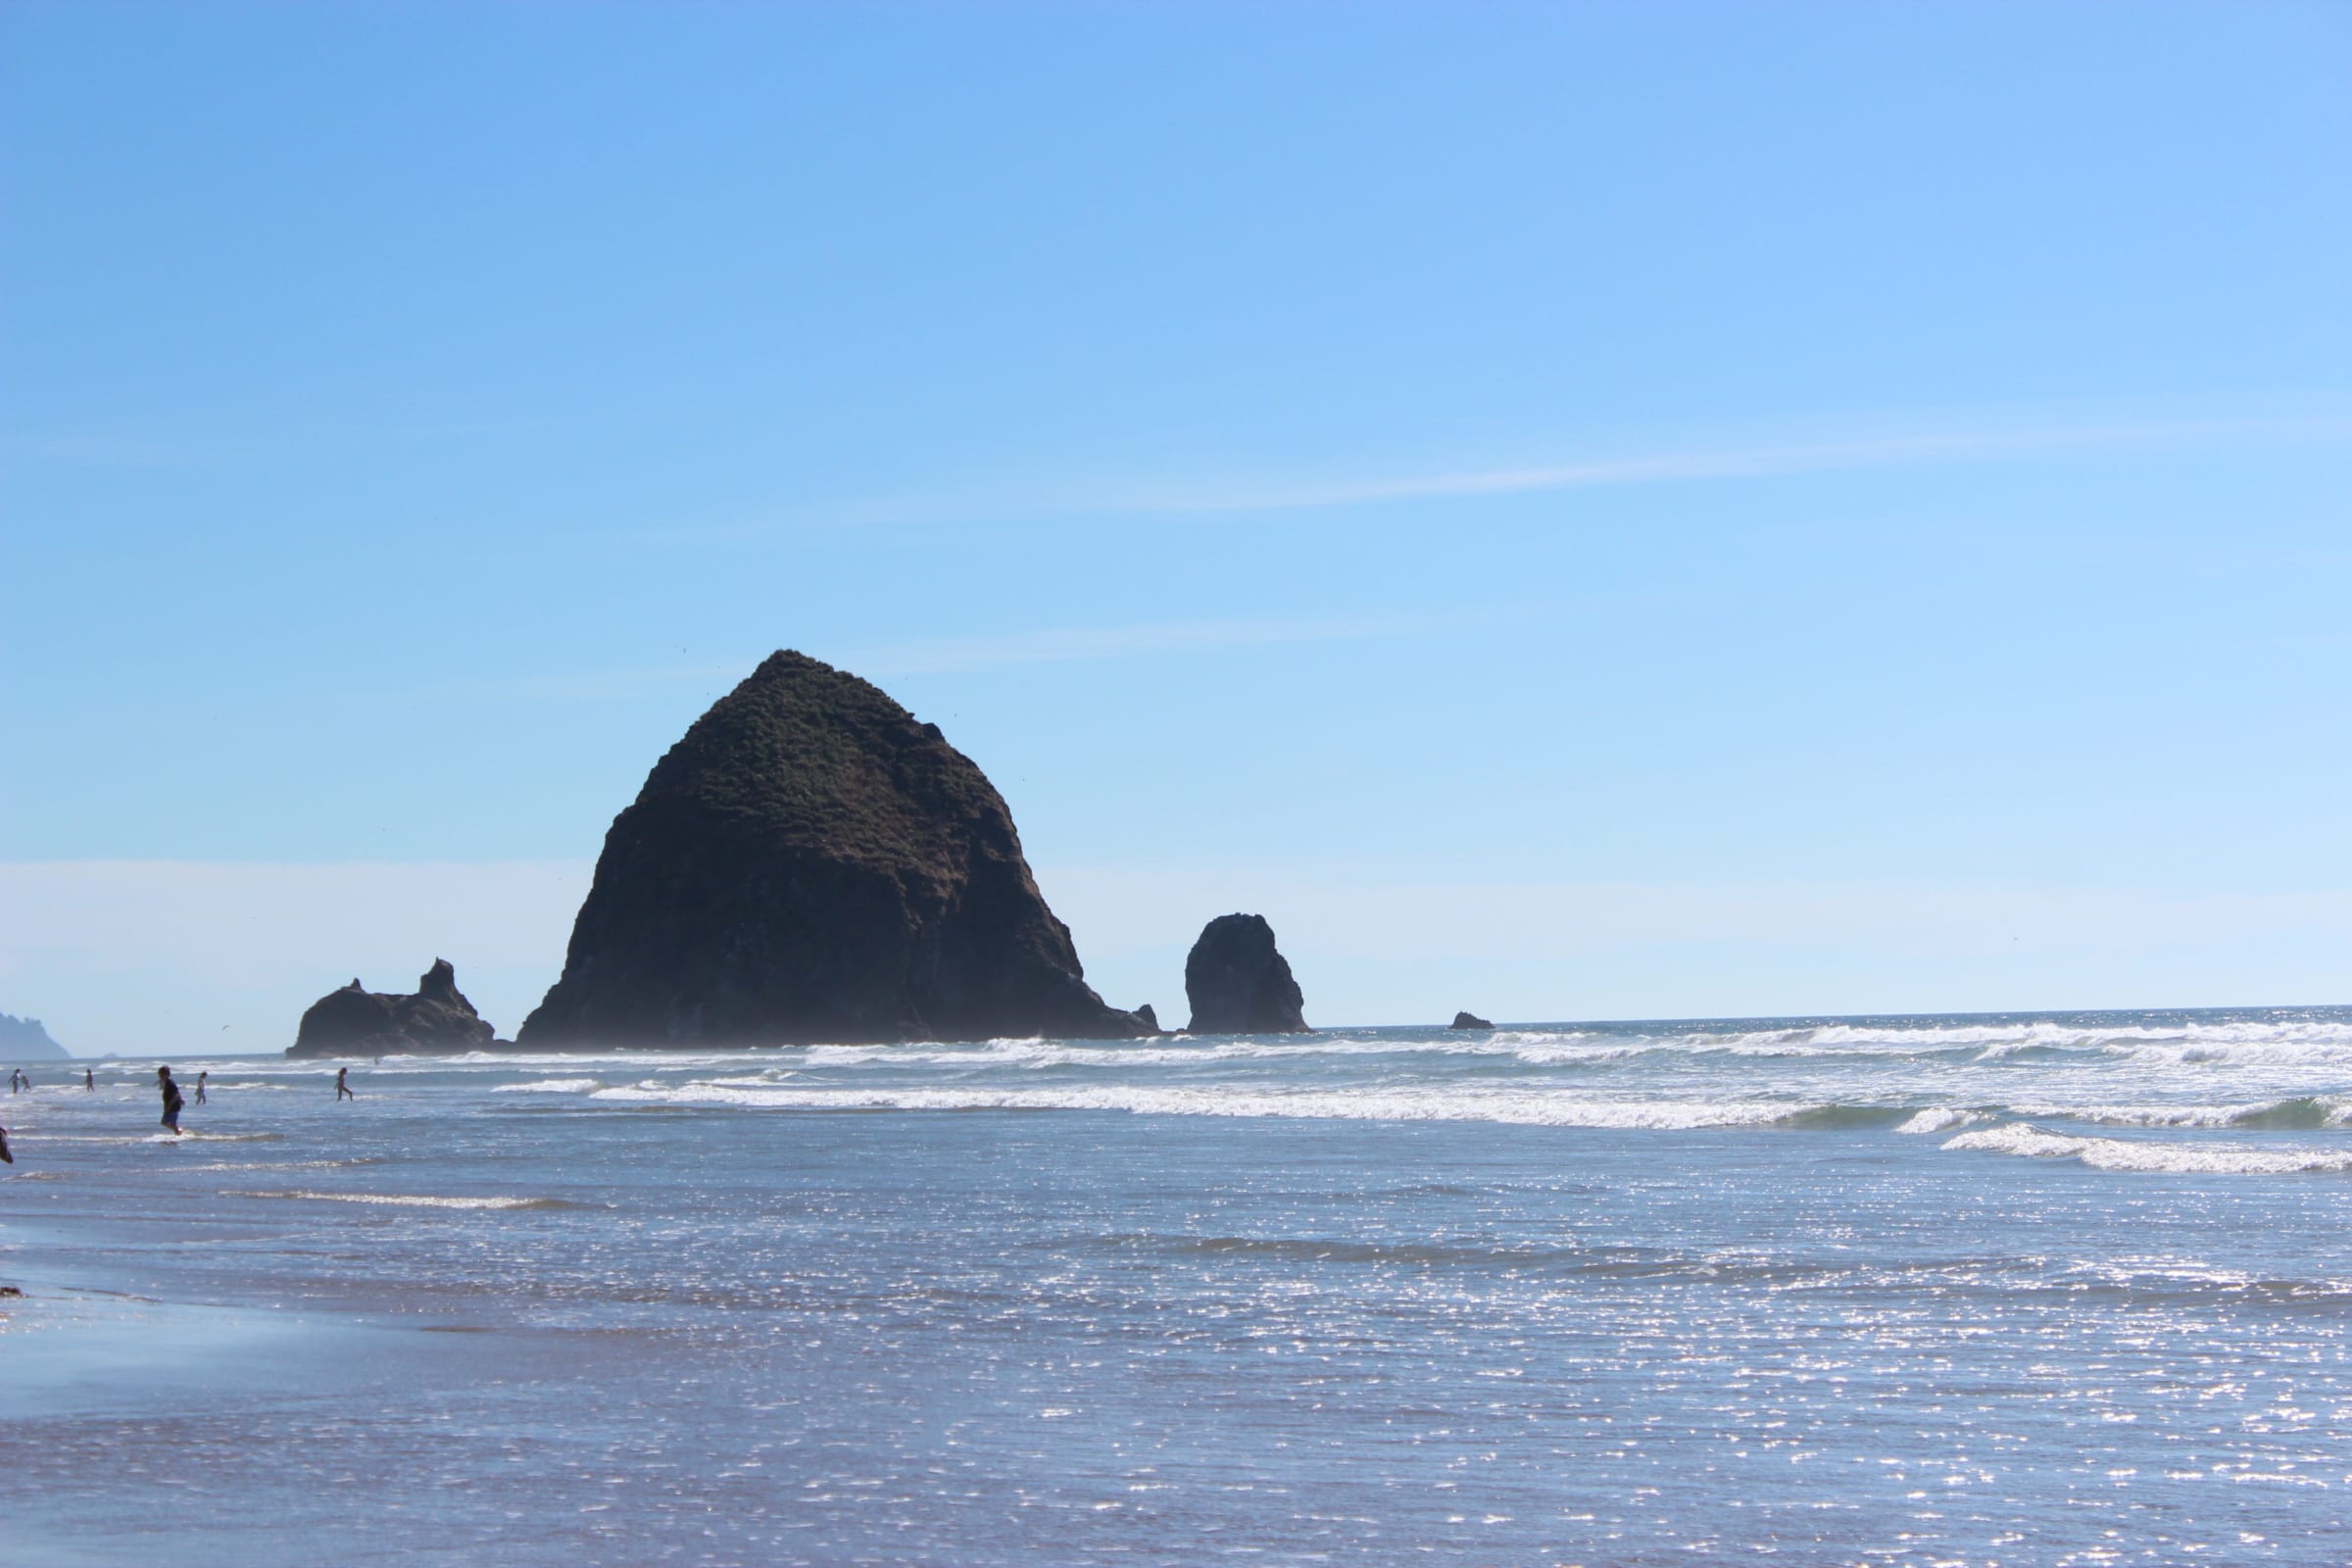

{"left": 7, "top": 1006, "right": 2352, "bottom": 1564}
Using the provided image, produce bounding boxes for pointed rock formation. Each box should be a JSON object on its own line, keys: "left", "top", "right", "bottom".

{"left": 1448, "top": 1011, "right": 1494, "bottom": 1031}
{"left": 1184, "top": 913, "right": 1309, "bottom": 1034}
{"left": 516, "top": 651, "right": 1153, "bottom": 1049}
{"left": 287, "top": 959, "right": 497, "bottom": 1057}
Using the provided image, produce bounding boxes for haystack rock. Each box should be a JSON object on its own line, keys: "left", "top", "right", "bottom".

{"left": 516, "top": 651, "right": 1155, "bottom": 1049}
{"left": 1184, "top": 913, "right": 1309, "bottom": 1034}
{"left": 1448, "top": 1011, "right": 1494, "bottom": 1031}
{"left": 287, "top": 960, "right": 496, "bottom": 1057}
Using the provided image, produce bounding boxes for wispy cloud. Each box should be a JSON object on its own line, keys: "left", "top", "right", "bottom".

{"left": 853, "top": 610, "right": 1484, "bottom": 675}
{"left": 627, "top": 409, "right": 2352, "bottom": 544}
{"left": 462, "top": 662, "right": 759, "bottom": 702}
{"left": 436, "top": 611, "right": 1491, "bottom": 702}
{"left": 1104, "top": 413, "right": 2352, "bottom": 516}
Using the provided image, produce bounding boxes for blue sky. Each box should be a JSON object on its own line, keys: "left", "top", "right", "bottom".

{"left": 6, "top": 3, "right": 2351, "bottom": 1052}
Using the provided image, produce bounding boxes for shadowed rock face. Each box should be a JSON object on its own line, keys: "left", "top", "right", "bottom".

{"left": 287, "top": 960, "right": 496, "bottom": 1057}
{"left": 1449, "top": 1011, "right": 1494, "bottom": 1031}
{"left": 516, "top": 651, "right": 1152, "bottom": 1049}
{"left": 1184, "top": 913, "right": 1309, "bottom": 1034}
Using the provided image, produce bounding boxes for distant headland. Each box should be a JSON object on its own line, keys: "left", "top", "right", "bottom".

{"left": 0, "top": 1011, "right": 69, "bottom": 1061}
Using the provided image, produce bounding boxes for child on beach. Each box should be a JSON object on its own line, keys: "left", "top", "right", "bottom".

{"left": 336, "top": 1067, "right": 354, "bottom": 1101}
{"left": 195, "top": 1071, "right": 208, "bottom": 1105}
{"left": 157, "top": 1066, "right": 184, "bottom": 1135}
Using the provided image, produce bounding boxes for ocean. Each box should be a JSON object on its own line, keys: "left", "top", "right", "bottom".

{"left": 6, "top": 1006, "right": 2352, "bottom": 1565}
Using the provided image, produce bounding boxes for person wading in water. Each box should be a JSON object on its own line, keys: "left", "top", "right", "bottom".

{"left": 335, "top": 1067, "right": 354, "bottom": 1102}
{"left": 194, "top": 1071, "right": 208, "bottom": 1105}
{"left": 157, "top": 1066, "right": 185, "bottom": 1136}
{"left": 83, "top": 1067, "right": 93, "bottom": 1091}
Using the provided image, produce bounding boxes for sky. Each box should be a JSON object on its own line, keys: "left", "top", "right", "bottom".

{"left": 5, "top": 2, "right": 2352, "bottom": 1054}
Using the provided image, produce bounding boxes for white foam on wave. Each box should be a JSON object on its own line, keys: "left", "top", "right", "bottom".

{"left": 2005, "top": 1101, "right": 2344, "bottom": 1130}
{"left": 587, "top": 1081, "right": 1820, "bottom": 1130}
{"left": 127, "top": 1131, "right": 279, "bottom": 1145}
{"left": 180, "top": 1159, "right": 376, "bottom": 1173}
{"left": 1894, "top": 1107, "right": 1985, "bottom": 1135}
{"left": 1763, "top": 1017, "right": 2352, "bottom": 1061}
{"left": 226, "top": 1190, "right": 572, "bottom": 1210}
{"left": 800, "top": 1036, "right": 1532, "bottom": 1069}
{"left": 2120, "top": 1041, "right": 2352, "bottom": 1069}
{"left": 1984, "top": 1098, "right": 2352, "bottom": 1131}
{"left": 1941, "top": 1123, "right": 2352, "bottom": 1175}
{"left": 489, "top": 1078, "right": 602, "bottom": 1094}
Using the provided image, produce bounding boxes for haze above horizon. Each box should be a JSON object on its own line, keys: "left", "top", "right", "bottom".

{"left": 6, "top": 2, "right": 2351, "bottom": 1053}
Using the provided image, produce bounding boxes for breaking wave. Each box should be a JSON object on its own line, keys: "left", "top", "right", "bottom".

{"left": 1895, "top": 1106, "right": 1988, "bottom": 1135}
{"left": 1941, "top": 1123, "right": 2352, "bottom": 1176}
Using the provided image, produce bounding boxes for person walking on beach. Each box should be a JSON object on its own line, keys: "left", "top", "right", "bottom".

{"left": 9, "top": 1069, "right": 22, "bottom": 1093}
{"left": 335, "top": 1067, "right": 354, "bottom": 1102}
{"left": 194, "top": 1071, "right": 208, "bottom": 1105}
{"left": 83, "top": 1068, "right": 93, "bottom": 1091}
{"left": 157, "top": 1066, "right": 185, "bottom": 1135}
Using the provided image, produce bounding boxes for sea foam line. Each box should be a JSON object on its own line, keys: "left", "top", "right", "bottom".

{"left": 225, "top": 1190, "right": 579, "bottom": 1210}
{"left": 587, "top": 1082, "right": 1823, "bottom": 1130}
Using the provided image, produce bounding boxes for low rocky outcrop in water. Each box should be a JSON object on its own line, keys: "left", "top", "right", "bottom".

{"left": 0, "top": 1012, "right": 69, "bottom": 1061}
{"left": 1449, "top": 1011, "right": 1494, "bottom": 1031}
{"left": 1184, "top": 913, "right": 1309, "bottom": 1034}
{"left": 287, "top": 960, "right": 497, "bottom": 1057}
{"left": 517, "top": 651, "right": 1155, "bottom": 1049}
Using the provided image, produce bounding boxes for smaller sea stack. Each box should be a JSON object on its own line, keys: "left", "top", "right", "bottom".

{"left": 1184, "top": 914, "right": 1309, "bottom": 1034}
{"left": 288, "top": 960, "right": 497, "bottom": 1057}
{"left": 1448, "top": 1011, "right": 1494, "bottom": 1031}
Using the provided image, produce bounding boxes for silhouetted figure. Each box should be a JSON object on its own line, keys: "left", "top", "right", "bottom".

{"left": 0, "top": 1124, "right": 12, "bottom": 1163}
{"left": 83, "top": 1068, "right": 93, "bottom": 1091}
{"left": 194, "top": 1072, "right": 208, "bottom": 1105}
{"left": 9, "top": 1069, "right": 22, "bottom": 1094}
{"left": 335, "top": 1067, "right": 354, "bottom": 1102}
{"left": 157, "top": 1066, "right": 184, "bottom": 1135}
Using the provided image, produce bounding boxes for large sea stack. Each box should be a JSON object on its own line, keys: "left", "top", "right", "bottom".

{"left": 1184, "top": 913, "right": 1310, "bottom": 1034}
{"left": 288, "top": 960, "right": 497, "bottom": 1057}
{"left": 516, "top": 651, "right": 1153, "bottom": 1049}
